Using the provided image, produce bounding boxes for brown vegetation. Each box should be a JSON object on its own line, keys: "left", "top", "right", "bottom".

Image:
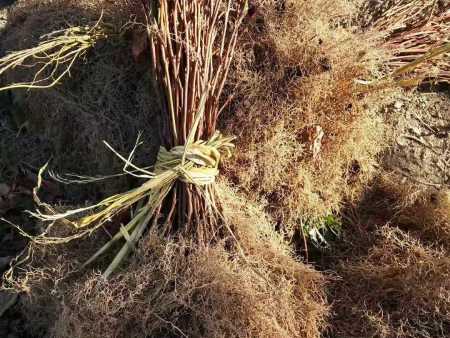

{"left": 331, "top": 225, "right": 450, "bottom": 338}
{"left": 223, "top": 0, "right": 389, "bottom": 227}
{"left": 376, "top": 173, "right": 450, "bottom": 250}
{"left": 14, "top": 184, "right": 328, "bottom": 338}
{"left": 1, "top": 0, "right": 160, "bottom": 200}
{"left": 328, "top": 171, "right": 450, "bottom": 337}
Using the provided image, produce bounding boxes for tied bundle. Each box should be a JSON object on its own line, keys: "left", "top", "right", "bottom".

{"left": 3, "top": 0, "right": 248, "bottom": 281}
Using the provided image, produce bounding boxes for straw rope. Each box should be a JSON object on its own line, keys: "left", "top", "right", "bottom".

{"left": 155, "top": 132, "right": 235, "bottom": 185}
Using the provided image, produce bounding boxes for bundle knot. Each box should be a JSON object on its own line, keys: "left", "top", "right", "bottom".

{"left": 155, "top": 131, "right": 235, "bottom": 186}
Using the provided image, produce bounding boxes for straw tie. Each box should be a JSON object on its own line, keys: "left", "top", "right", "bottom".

{"left": 155, "top": 131, "right": 235, "bottom": 186}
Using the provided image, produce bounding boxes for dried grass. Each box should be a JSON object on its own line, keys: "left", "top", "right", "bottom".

{"left": 1, "top": 3, "right": 333, "bottom": 336}
{"left": 331, "top": 226, "right": 450, "bottom": 338}
{"left": 0, "top": 21, "right": 107, "bottom": 91}
{"left": 2, "top": 0, "right": 250, "bottom": 279}
{"left": 375, "top": 173, "right": 450, "bottom": 251}
{"left": 14, "top": 183, "right": 329, "bottom": 338}
{"left": 223, "top": 0, "right": 389, "bottom": 227}
{"left": 327, "top": 170, "right": 450, "bottom": 337}
{"left": 4, "top": 1, "right": 449, "bottom": 338}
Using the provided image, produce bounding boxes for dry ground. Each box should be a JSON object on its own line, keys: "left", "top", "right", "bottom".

{"left": 384, "top": 91, "right": 449, "bottom": 188}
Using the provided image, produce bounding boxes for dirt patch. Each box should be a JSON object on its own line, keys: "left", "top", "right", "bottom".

{"left": 384, "top": 91, "right": 449, "bottom": 189}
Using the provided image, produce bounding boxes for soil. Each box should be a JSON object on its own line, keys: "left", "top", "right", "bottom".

{"left": 0, "top": 2, "right": 34, "bottom": 336}
{"left": 384, "top": 90, "right": 450, "bottom": 189}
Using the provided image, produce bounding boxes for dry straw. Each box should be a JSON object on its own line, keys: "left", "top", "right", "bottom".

{"left": 0, "top": 15, "right": 107, "bottom": 91}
